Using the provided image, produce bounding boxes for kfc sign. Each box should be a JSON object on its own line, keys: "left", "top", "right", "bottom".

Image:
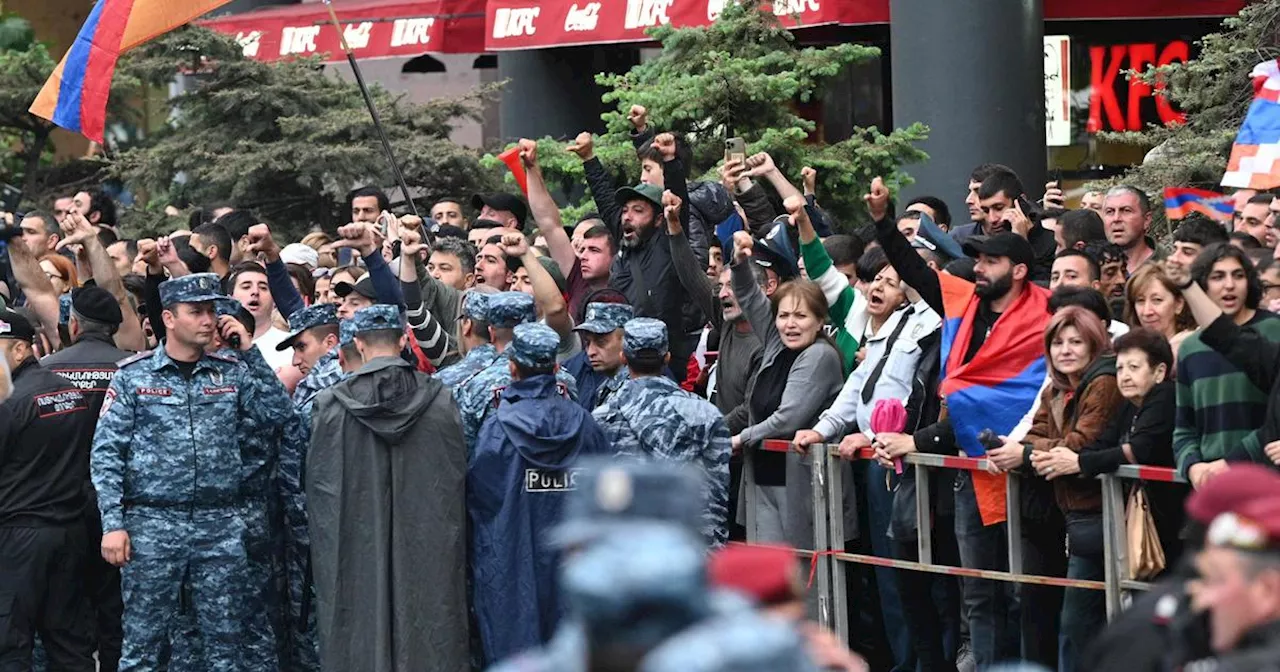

{"left": 564, "top": 3, "right": 601, "bottom": 32}
{"left": 391, "top": 18, "right": 435, "bottom": 47}
{"left": 1088, "top": 40, "right": 1189, "bottom": 133}
{"left": 279, "top": 25, "right": 321, "bottom": 56}
{"left": 774, "top": 0, "right": 820, "bottom": 15}
{"left": 624, "top": 0, "right": 673, "bottom": 29}
{"left": 493, "top": 7, "right": 540, "bottom": 39}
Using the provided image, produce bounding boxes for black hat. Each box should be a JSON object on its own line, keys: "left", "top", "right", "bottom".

{"left": 71, "top": 286, "right": 123, "bottom": 326}
{"left": 471, "top": 193, "right": 528, "bottom": 229}
{"left": 333, "top": 275, "right": 377, "bottom": 301}
{"left": 962, "top": 233, "right": 1035, "bottom": 269}
{"left": 0, "top": 307, "right": 36, "bottom": 342}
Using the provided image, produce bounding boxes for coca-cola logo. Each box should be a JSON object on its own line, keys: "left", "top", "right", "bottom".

{"left": 624, "top": 0, "right": 673, "bottom": 30}
{"left": 564, "top": 3, "right": 601, "bottom": 32}
{"left": 492, "top": 7, "right": 540, "bottom": 39}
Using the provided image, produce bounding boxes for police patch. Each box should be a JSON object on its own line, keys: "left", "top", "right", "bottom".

{"left": 99, "top": 389, "right": 116, "bottom": 418}
{"left": 524, "top": 468, "right": 583, "bottom": 493}
{"left": 136, "top": 387, "right": 172, "bottom": 397}
{"left": 34, "top": 390, "right": 89, "bottom": 418}
{"left": 203, "top": 385, "right": 237, "bottom": 396}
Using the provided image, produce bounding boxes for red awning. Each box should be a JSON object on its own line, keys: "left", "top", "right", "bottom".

{"left": 483, "top": 0, "right": 1246, "bottom": 52}
{"left": 199, "top": 0, "right": 487, "bottom": 63}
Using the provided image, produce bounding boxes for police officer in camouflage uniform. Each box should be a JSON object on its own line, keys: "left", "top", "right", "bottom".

{"left": 91, "top": 273, "right": 292, "bottom": 672}
{"left": 276, "top": 303, "right": 347, "bottom": 672}
{"left": 571, "top": 302, "right": 634, "bottom": 410}
{"left": 455, "top": 292, "right": 577, "bottom": 452}
{"left": 436, "top": 290, "right": 498, "bottom": 391}
{"left": 592, "top": 318, "right": 731, "bottom": 547}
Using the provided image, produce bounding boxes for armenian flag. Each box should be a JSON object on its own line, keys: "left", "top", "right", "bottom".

{"left": 1163, "top": 187, "right": 1233, "bottom": 224}
{"left": 29, "top": 0, "right": 235, "bottom": 143}
{"left": 1223, "top": 59, "right": 1280, "bottom": 190}
{"left": 936, "top": 272, "right": 1050, "bottom": 526}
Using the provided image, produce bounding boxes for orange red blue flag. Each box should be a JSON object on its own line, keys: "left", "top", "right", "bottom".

{"left": 29, "top": 0, "right": 235, "bottom": 143}
{"left": 1222, "top": 60, "right": 1280, "bottom": 190}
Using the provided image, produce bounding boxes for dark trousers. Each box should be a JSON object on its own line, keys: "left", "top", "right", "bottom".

{"left": 83, "top": 505, "right": 123, "bottom": 672}
{"left": 1060, "top": 512, "right": 1106, "bottom": 672}
{"left": 892, "top": 516, "right": 963, "bottom": 672}
{"left": 1018, "top": 510, "right": 1066, "bottom": 669}
{"left": 953, "top": 473, "right": 1020, "bottom": 668}
{"left": 0, "top": 525, "right": 95, "bottom": 672}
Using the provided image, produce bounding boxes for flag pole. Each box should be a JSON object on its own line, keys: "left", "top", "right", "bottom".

{"left": 320, "top": 0, "right": 421, "bottom": 220}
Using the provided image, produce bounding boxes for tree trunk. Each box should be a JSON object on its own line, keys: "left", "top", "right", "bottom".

{"left": 20, "top": 128, "right": 50, "bottom": 199}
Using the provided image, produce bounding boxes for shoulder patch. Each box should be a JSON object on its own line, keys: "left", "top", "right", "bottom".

{"left": 207, "top": 351, "right": 240, "bottom": 364}
{"left": 116, "top": 351, "right": 152, "bottom": 368}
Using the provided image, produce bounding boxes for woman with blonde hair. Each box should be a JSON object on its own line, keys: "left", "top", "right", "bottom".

{"left": 1123, "top": 263, "right": 1196, "bottom": 359}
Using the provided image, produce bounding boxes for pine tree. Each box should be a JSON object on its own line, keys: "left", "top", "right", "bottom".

{"left": 494, "top": 2, "right": 928, "bottom": 229}
{"left": 107, "top": 27, "right": 500, "bottom": 238}
{"left": 1106, "top": 2, "right": 1280, "bottom": 201}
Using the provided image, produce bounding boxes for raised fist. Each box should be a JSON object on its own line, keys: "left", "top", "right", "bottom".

{"left": 732, "top": 230, "right": 754, "bottom": 265}
{"left": 863, "top": 176, "right": 890, "bottom": 221}
{"left": 517, "top": 138, "right": 538, "bottom": 168}
{"left": 628, "top": 105, "right": 648, "bottom": 132}
{"left": 566, "top": 132, "right": 595, "bottom": 161}
{"left": 652, "top": 133, "right": 677, "bottom": 162}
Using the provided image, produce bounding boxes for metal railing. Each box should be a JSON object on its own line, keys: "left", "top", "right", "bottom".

{"left": 754, "top": 440, "right": 1188, "bottom": 640}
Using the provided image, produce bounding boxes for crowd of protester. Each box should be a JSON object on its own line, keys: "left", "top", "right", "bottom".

{"left": 4, "top": 102, "right": 1280, "bottom": 672}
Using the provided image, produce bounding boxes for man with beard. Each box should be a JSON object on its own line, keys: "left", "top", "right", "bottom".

{"left": 576, "top": 131, "right": 698, "bottom": 383}
{"left": 865, "top": 178, "right": 1051, "bottom": 669}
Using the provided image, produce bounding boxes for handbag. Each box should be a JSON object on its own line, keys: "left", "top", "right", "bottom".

{"left": 1127, "top": 483, "right": 1167, "bottom": 580}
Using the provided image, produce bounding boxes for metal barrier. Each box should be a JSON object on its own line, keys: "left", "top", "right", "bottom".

{"left": 754, "top": 440, "right": 1188, "bottom": 640}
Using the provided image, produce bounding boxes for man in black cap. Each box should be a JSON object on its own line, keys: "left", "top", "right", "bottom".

{"left": 472, "top": 193, "right": 528, "bottom": 231}
{"left": 0, "top": 307, "right": 98, "bottom": 669}
{"left": 40, "top": 286, "right": 132, "bottom": 671}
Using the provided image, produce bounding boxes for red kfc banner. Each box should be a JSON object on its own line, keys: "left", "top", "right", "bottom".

{"left": 199, "top": 0, "right": 487, "bottom": 63}
{"left": 483, "top": 0, "right": 1245, "bottom": 52}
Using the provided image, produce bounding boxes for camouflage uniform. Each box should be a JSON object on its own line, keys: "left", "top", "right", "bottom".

{"left": 571, "top": 302, "right": 634, "bottom": 410}
{"left": 456, "top": 293, "right": 577, "bottom": 451}
{"left": 278, "top": 304, "right": 347, "bottom": 672}
{"left": 437, "top": 291, "right": 500, "bottom": 391}
{"left": 90, "top": 275, "right": 291, "bottom": 672}
{"left": 593, "top": 319, "right": 731, "bottom": 547}
{"left": 638, "top": 612, "right": 817, "bottom": 672}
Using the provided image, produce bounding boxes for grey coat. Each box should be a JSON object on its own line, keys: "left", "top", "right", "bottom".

{"left": 307, "top": 357, "right": 468, "bottom": 672}
{"left": 730, "top": 260, "right": 857, "bottom": 549}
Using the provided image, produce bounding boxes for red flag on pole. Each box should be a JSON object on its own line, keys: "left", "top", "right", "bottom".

{"left": 497, "top": 146, "right": 529, "bottom": 195}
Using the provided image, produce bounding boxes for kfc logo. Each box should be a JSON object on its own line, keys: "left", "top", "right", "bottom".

{"left": 773, "top": 0, "right": 820, "bottom": 15}
{"left": 279, "top": 25, "right": 321, "bottom": 56}
{"left": 624, "top": 0, "right": 672, "bottom": 30}
{"left": 344, "top": 22, "right": 373, "bottom": 50}
{"left": 564, "top": 3, "right": 601, "bottom": 32}
{"left": 236, "top": 31, "right": 263, "bottom": 58}
{"left": 707, "top": 0, "right": 729, "bottom": 21}
{"left": 493, "top": 7, "right": 540, "bottom": 39}
{"left": 391, "top": 18, "right": 435, "bottom": 47}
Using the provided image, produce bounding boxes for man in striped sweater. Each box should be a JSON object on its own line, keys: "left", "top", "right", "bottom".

{"left": 1172, "top": 243, "right": 1280, "bottom": 487}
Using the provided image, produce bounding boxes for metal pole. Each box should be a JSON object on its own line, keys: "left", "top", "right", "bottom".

{"left": 1101, "top": 474, "right": 1127, "bottom": 619}
{"left": 914, "top": 463, "right": 933, "bottom": 565}
{"left": 321, "top": 0, "right": 421, "bottom": 220}
{"left": 1005, "top": 473, "right": 1023, "bottom": 576}
{"left": 825, "top": 446, "right": 849, "bottom": 643}
{"left": 812, "top": 449, "right": 833, "bottom": 630}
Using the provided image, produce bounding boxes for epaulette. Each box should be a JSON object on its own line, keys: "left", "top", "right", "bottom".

{"left": 115, "top": 350, "right": 152, "bottom": 368}
{"left": 207, "top": 351, "right": 241, "bottom": 364}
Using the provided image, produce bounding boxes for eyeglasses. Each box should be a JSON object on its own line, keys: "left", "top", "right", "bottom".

{"left": 1207, "top": 512, "right": 1272, "bottom": 551}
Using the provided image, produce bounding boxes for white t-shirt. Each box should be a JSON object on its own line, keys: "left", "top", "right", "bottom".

{"left": 254, "top": 327, "right": 295, "bottom": 372}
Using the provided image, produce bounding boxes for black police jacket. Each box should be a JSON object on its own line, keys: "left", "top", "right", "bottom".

{"left": 0, "top": 357, "right": 96, "bottom": 525}
{"left": 42, "top": 331, "right": 132, "bottom": 416}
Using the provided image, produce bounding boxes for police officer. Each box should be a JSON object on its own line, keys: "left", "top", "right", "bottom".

{"left": 572, "top": 302, "right": 634, "bottom": 409}
{"left": 469, "top": 322, "right": 611, "bottom": 664}
{"left": 455, "top": 292, "right": 577, "bottom": 451}
{"left": 0, "top": 308, "right": 97, "bottom": 669}
{"left": 593, "top": 317, "right": 731, "bottom": 547}
{"left": 436, "top": 290, "right": 497, "bottom": 391}
{"left": 91, "top": 273, "right": 291, "bottom": 671}
{"left": 40, "top": 285, "right": 130, "bottom": 672}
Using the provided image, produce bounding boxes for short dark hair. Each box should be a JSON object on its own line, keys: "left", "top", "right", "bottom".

{"left": 1106, "top": 185, "right": 1152, "bottom": 215}
{"left": 432, "top": 237, "right": 477, "bottom": 275}
{"left": 192, "top": 223, "right": 233, "bottom": 263}
{"left": 969, "top": 163, "right": 1015, "bottom": 185}
{"left": 576, "top": 287, "right": 629, "bottom": 324}
{"left": 21, "top": 210, "right": 55, "bottom": 235}
{"left": 1113, "top": 327, "right": 1174, "bottom": 372}
{"left": 96, "top": 227, "right": 118, "bottom": 247}
{"left": 906, "top": 195, "right": 952, "bottom": 228}
{"left": 582, "top": 224, "right": 615, "bottom": 253}
{"left": 978, "top": 171, "right": 1025, "bottom": 201}
{"left": 1230, "top": 231, "right": 1263, "bottom": 249}
{"left": 1058, "top": 209, "right": 1106, "bottom": 249}
{"left": 86, "top": 190, "right": 117, "bottom": 228}
{"left": 214, "top": 210, "right": 257, "bottom": 242}
{"left": 355, "top": 328, "right": 402, "bottom": 350}
{"left": 636, "top": 134, "right": 693, "bottom": 171}
{"left": 627, "top": 352, "right": 666, "bottom": 376}
{"left": 1048, "top": 285, "right": 1112, "bottom": 323}
{"left": 170, "top": 236, "right": 212, "bottom": 274}
{"left": 823, "top": 234, "right": 865, "bottom": 268}
{"left": 228, "top": 261, "right": 269, "bottom": 289}
{"left": 1054, "top": 248, "right": 1100, "bottom": 282}
{"left": 1248, "top": 193, "right": 1274, "bottom": 207}
{"left": 287, "top": 263, "right": 315, "bottom": 302}
{"left": 113, "top": 238, "right": 139, "bottom": 260}
{"left": 855, "top": 247, "right": 889, "bottom": 284}
{"left": 1085, "top": 241, "right": 1126, "bottom": 268}
{"left": 513, "top": 360, "right": 556, "bottom": 378}
{"left": 1173, "top": 213, "right": 1229, "bottom": 247}
{"left": 1192, "top": 242, "right": 1263, "bottom": 309}
{"left": 305, "top": 323, "right": 340, "bottom": 343}
{"left": 348, "top": 186, "right": 390, "bottom": 214}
